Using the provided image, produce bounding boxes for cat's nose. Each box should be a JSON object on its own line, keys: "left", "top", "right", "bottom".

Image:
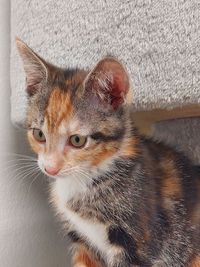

{"left": 45, "top": 166, "right": 60, "bottom": 176}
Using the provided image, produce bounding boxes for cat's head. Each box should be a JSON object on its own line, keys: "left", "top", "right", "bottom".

{"left": 16, "top": 38, "right": 136, "bottom": 181}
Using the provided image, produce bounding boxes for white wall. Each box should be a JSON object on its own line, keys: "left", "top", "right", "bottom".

{"left": 0, "top": 0, "right": 71, "bottom": 266}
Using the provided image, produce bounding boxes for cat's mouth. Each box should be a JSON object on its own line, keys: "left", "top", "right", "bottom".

{"left": 39, "top": 165, "right": 78, "bottom": 180}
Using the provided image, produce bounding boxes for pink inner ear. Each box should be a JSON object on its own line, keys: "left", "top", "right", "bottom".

{"left": 85, "top": 58, "right": 129, "bottom": 110}
{"left": 106, "top": 72, "right": 128, "bottom": 110}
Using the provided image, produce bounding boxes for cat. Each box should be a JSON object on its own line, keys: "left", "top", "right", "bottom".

{"left": 16, "top": 38, "right": 200, "bottom": 267}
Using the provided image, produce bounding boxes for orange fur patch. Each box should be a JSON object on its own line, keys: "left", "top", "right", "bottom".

{"left": 191, "top": 179, "right": 200, "bottom": 224}
{"left": 74, "top": 136, "right": 139, "bottom": 167}
{"left": 72, "top": 141, "right": 118, "bottom": 167}
{"left": 189, "top": 256, "right": 200, "bottom": 267}
{"left": 45, "top": 88, "right": 73, "bottom": 133}
{"left": 73, "top": 246, "right": 103, "bottom": 267}
{"left": 120, "top": 137, "right": 139, "bottom": 158}
{"left": 91, "top": 144, "right": 118, "bottom": 167}
{"left": 160, "top": 159, "right": 182, "bottom": 199}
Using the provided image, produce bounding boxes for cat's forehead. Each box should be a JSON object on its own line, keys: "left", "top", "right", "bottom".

{"left": 27, "top": 69, "right": 88, "bottom": 127}
{"left": 43, "top": 86, "right": 91, "bottom": 136}
{"left": 44, "top": 88, "right": 74, "bottom": 133}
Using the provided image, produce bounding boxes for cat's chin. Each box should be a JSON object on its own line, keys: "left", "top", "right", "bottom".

{"left": 45, "top": 172, "right": 87, "bottom": 181}
{"left": 44, "top": 172, "right": 69, "bottom": 180}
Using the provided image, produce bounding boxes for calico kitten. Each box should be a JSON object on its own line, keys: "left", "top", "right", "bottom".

{"left": 16, "top": 38, "right": 200, "bottom": 267}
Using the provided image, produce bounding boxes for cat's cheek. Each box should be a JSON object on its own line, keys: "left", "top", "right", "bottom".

{"left": 27, "top": 131, "right": 44, "bottom": 154}
{"left": 37, "top": 154, "right": 46, "bottom": 174}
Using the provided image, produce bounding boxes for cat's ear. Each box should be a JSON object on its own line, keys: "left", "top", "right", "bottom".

{"left": 83, "top": 57, "right": 131, "bottom": 110}
{"left": 16, "top": 37, "right": 49, "bottom": 96}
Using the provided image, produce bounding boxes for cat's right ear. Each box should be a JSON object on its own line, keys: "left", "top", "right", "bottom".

{"left": 16, "top": 37, "right": 48, "bottom": 96}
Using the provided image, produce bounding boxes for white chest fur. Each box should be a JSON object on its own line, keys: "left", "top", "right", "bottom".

{"left": 52, "top": 178, "right": 116, "bottom": 261}
{"left": 63, "top": 207, "right": 109, "bottom": 255}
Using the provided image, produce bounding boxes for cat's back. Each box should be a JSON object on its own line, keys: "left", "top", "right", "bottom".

{"left": 141, "top": 136, "right": 200, "bottom": 211}
{"left": 142, "top": 138, "right": 200, "bottom": 236}
{"left": 137, "top": 137, "right": 200, "bottom": 265}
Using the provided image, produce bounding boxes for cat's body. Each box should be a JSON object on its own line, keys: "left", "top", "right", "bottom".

{"left": 16, "top": 38, "right": 200, "bottom": 267}
{"left": 51, "top": 129, "right": 200, "bottom": 267}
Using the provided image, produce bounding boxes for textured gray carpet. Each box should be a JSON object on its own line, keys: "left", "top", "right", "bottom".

{"left": 10, "top": 0, "right": 200, "bottom": 164}
{"left": 11, "top": 0, "right": 200, "bottom": 124}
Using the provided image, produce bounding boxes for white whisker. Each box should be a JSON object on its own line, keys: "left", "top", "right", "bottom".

{"left": 27, "top": 170, "right": 42, "bottom": 195}
{"left": 11, "top": 167, "right": 40, "bottom": 188}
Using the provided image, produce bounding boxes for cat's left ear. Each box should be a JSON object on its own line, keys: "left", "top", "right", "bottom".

{"left": 83, "top": 57, "right": 132, "bottom": 110}
{"left": 16, "top": 37, "right": 49, "bottom": 97}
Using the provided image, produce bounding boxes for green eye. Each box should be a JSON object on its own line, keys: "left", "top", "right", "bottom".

{"left": 33, "top": 129, "right": 46, "bottom": 143}
{"left": 69, "top": 135, "right": 87, "bottom": 148}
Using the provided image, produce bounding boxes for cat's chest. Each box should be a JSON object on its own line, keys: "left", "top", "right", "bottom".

{"left": 51, "top": 178, "right": 113, "bottom": 258}
{"left": 63, "top": 206, "right": 110, "bottom": 255}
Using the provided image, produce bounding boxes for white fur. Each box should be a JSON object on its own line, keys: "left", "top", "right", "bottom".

{"left": 53, "top": 175, "right": 89, "bottom": 203}
{"left": 64, "top": 208, "right": 109, "bottom": 256}
{"left": 52, "top": 176, "right": 120, "bottom": 264}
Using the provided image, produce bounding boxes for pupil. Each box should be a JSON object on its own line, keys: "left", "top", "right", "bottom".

{"left": 75, "top": 136, "right": 80, "bottom": 143}
{"left": 39, "top": 131, "right": 43, "bottom": 138}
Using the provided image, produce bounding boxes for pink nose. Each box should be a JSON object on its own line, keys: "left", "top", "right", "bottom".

{"left": 45, "top": 166, "right": 60, "bottom": 176}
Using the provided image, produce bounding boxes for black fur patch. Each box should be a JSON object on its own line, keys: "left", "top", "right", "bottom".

{"left": 68, "top": 231, "right": 81, "bottom": 243}
{"left": 157, "top": 207, "right": 170, "bottom": 230}
{"left": 108, "top": 226, "right": 150, "bottom": 266}
{"left": 91, "top": 128, "right": 124, "bottom": 142}
{"left": 63, "top": 68, "right": 79, "bottom": 80}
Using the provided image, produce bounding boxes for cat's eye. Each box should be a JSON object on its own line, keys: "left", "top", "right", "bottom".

{"left": 69, "top": 135, "right": 87, "bottom": 148}
{"left": 32, "top": 129, "right": 46, "bottom": 143}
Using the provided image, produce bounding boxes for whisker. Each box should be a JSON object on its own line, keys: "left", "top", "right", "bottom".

{"left": 26, "top": 170, "right": 42, "bottom": 195}
{"left": 71, "top": 169, "right": 95, "bottom": 189}
{"left": 0, "top": 157, "right": 38, "bottom": 173}
{"left": 1, "top": 166, "right": 36, "bottom": 179}
{"left": 5, "top": 152, "right": 36, "bottom": 159}
{"left": 8, "top": 170, "right": 33, "bottom": 189}
{"left": 3, "top": 159, "right": 37, "bottom": 165}
{"left": 59, "top": 166, "right": 81, "bottom": 175}
{"left": 6, "top": 163, "right": 41, "bottom": 188}
{"left": 1, "top": 157, "right": 37, "bottom": 165}
{"left": 60, "top": 167, "right": 95, "bottom": 186}
{"left": 0, "top": 163, "right": 38, "bottom": 176}
{"left": 9, "top": 167, "right": 40, "bottom": 188}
